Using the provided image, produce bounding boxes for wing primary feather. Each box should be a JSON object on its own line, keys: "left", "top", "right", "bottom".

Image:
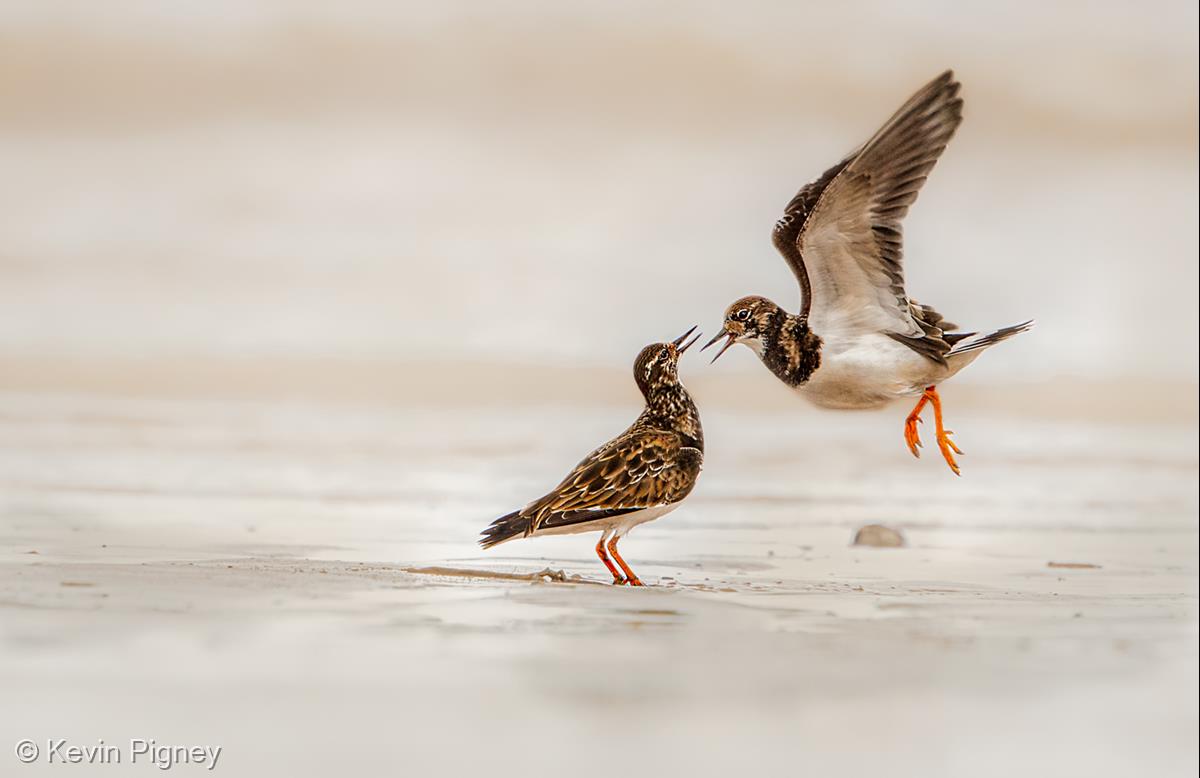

{"left": 772, "top": 70, "right": 966, "bottom": 360}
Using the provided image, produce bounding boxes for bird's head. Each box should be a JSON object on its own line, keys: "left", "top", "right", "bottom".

{"left": 633, "top": 326, "right": 702, "bottom": 396}
{"left": 703, "top": 295, "right": 780, "bottom": 362}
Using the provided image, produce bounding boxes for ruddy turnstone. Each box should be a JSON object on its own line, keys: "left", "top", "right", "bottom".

{"left": 480, "top": 328, "right": 705, "bottom": 585}
{"left": 704, "top": 70, "right": 1032, "bottom": 475}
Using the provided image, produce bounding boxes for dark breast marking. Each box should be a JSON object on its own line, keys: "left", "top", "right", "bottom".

{"left": 762, "top": 313, "right": 822, "bottom": 388}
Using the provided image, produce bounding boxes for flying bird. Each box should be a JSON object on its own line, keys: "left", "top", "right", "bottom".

{"left": 704, "top": 70, "right": 1032, "bottom": 475}
{"left": 480, "top": 328, "right": 704, "bottom": 585}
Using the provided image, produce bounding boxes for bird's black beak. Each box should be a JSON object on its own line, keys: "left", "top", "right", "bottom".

{"left": 701, "top": 329, "right": 737, "bottom": 364}
{"left": 672, "top": 325, "right": 702, "bottom": 355}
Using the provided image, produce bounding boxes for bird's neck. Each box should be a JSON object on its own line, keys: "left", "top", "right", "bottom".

{"left": 760, "top": 310, "right": 822, "bottom": 387}
{"left": 641, "top": 384, "right": 704, "bottom": 452}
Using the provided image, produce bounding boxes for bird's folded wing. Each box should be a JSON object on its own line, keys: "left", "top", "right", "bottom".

{"left": 780, "top": 71, "right": 963, "bottom": 345}
{"left": 527, "top": 430, "right": 700, "bottom": 531}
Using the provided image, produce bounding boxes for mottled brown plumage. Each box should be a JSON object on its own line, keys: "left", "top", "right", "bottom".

{"left": 480, "top": 329, "right": 704, "bottom": 585}
{"left": 526, "top": 432, "right": 701, "bottom": 531}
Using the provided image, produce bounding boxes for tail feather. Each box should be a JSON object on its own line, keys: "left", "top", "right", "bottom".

{"left": 942, "top": 331, "right": 976, "bottom": 347}
{"left": 948, "top": 319, "right": 1034, "bottom": 356}
{"left": 479, "top": 510, "right": 531, "bottom": 549}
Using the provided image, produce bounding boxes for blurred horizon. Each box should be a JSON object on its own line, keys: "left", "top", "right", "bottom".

{"left": 1, "top": 1, "right": 1197, "bottom": 384}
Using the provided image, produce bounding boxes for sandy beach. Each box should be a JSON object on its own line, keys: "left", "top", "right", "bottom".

{"left": 1, "top": 364, "right": 1196, "bottom": 776}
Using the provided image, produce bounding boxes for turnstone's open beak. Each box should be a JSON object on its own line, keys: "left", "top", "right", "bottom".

{"left": 671, "top": 325, "right": 702, "bottom": 354}
{"left": 701, "top": 330, "right": 737, "bottom": 364}
{"left": 679, "top": 330, "right": 703, "bottom": 354}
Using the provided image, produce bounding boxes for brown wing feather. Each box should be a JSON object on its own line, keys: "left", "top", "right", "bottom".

{"left": 772, "top": 157, "right": 852, "bottom": 308}
{"left": 524, "top": 429, "right": 701, "bottom": 533}
{"left": 771, "top": 70, "right": 964, "bottom": 362}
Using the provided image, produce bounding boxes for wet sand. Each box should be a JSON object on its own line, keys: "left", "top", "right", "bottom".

{"left": 1, "top": 364, "right": 1196, "bottom": 776}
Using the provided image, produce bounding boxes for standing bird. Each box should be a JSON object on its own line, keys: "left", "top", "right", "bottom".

{"left": 704, "top": 70, "right": 1032, "bottom": 475}
{"left": 480, "top": 328, "right": 705, "bottom": 585}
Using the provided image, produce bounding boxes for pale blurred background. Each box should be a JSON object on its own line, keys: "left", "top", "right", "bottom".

{"left": 1, "top": 0, "right": 1196, "bottom": 380}
{"left": 1, "top": 3, "right": 1197, "bottom": 777}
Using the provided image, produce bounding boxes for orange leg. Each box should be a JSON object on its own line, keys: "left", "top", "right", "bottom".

{"left": 905, "top": 387, "right": 964, "bottom": 475}
{"left": 607, "top": 536, "right": 644, "bottom": 586}
{"left": 904, "top": 392, "right": 929, "bottom": 458}
{"left": 925, "top": 386, "right": 963, "bottom": 476}
{"left": 595, "top": 535, "right": 626, "bottom": 585}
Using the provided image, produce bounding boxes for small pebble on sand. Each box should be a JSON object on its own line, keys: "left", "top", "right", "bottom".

{"left": 853, "top": 524, "right": 906, "bottom": 548}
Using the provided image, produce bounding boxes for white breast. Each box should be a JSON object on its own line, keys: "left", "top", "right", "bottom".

{"left": 798, "top": 333, "right": 942, "bottom": 409}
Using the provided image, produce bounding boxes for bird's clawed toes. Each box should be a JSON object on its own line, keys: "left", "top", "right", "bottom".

{"left": 936, "top": 430, "right": 963, "bottom": 476}
{"left": 904, "top": 416, "right": 924, "bottom": 458}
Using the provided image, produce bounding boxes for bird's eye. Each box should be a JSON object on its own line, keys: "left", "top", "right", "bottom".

{"left": 658, "top": 348, "right": 668, "bottom": 360}
{"left": 734, "top": 309, "right": 751, "bottom": 322}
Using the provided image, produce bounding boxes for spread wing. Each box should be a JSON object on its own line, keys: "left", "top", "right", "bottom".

{"left": 524, "top": 429, "right": 701, "bottom": 533}
{"left": 771, "top": 70, "right": 963, "bottom": 361}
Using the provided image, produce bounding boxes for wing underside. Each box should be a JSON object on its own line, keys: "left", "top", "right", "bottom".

{"left": 772, "top": 70, "right": 965, "bottom": 362}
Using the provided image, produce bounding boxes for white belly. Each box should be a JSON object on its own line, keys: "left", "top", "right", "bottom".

{"left": 798, "top": 333, "right": 941, "bottom": 410}
{"left": 532, "top": 503, "right": 680, "bottom": 539}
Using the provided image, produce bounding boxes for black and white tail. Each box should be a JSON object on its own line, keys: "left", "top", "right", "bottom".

{"left": 479, "top": 510, "right": 531, "bottom": 549}
{"left": 948, "top": 320, "right": 1035, "bottom": 356}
